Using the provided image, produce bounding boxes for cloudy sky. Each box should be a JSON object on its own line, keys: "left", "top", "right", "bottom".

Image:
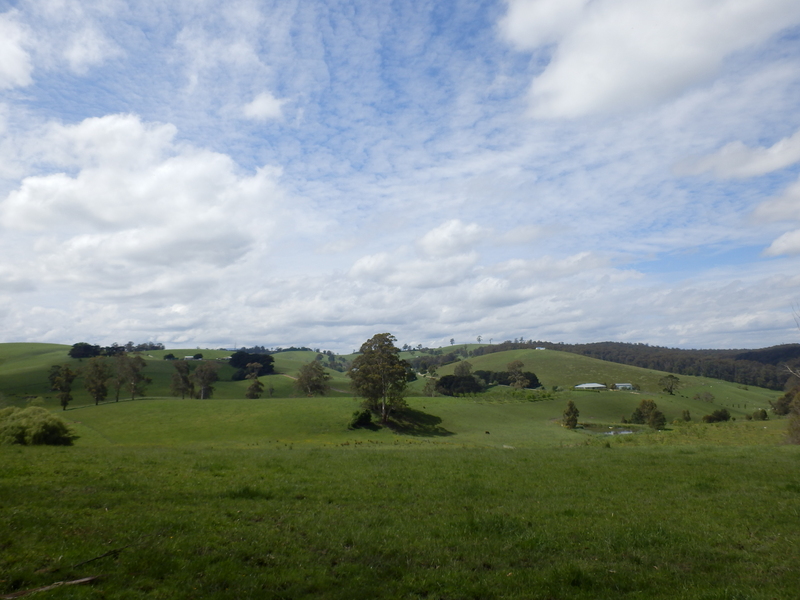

{"left": 1, "top": 0, "right": 800, "bottom": 352}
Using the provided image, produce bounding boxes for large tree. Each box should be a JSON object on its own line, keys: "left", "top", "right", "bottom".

{"left": 295, "top": 361, "right": 332, "bottom": 396}
{"left": 170, "top": 360, "right": 195, "bottom": 399}
{"left": 193, "top": 361, "right": 219, "bottom": 399}
{"left": 347, "top": 333, "right": 409, "bottom": 423}
{"left": 659, "top": 374, "right": 680, "bottom": 395}
{"left": 115, "top": 354, "right": 150, "bottom": 401}
{"left": 51, "top": 365, "right": 77, "bottom": 411}
{"left": 83, "top": 356, "right": 113, "bottom": 405}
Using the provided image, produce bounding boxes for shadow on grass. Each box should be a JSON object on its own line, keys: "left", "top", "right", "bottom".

{"left": 387, "top": 407, "right": 454, "bottom": 437}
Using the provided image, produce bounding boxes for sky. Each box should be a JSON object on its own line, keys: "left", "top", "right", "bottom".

{"left": 1, "top": 0, "right": 800, "bottom": 353}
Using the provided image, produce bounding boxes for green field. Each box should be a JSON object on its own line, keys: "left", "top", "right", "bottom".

{"left": 1, "top": 343, "right": 798, "bottom": 599}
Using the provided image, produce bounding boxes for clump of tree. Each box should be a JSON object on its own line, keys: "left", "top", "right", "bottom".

{"left": 630, "top": 399, "right": 667, "bottom": 429}
{"left": 68, "top": 341, "right": 165, "bottom": 359}
{"left": 111, "top": 354, "right": 151, "bottom": 402}
{"left": 562, "top": 400, "right": 579, "bottom": 429}
{"left": 295, "top": 361, "right": 332, "bottom": 396}
{"left": 436, "top": 374, "right": 484, "bottom": 396}
{"left": 702, "top": 408, "right": 731, "bottom": 423}
{"left": 229, "top": 351, "right": 275, "bottom": 380}
{"left": 473, "top": 369, "right": 541, "bottom": 389}
{"left": 0, "top": 407, "right": 77, "bottom": 446}
{"left": 770, "top": 386, "right": 798, "bottom": 415}
{"left": 348, "top": 333, "right": 409, "bottom": 424}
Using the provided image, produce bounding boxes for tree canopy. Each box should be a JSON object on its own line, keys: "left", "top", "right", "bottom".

{"left": 347, "top": 333, "right": 409, "bottom": 423}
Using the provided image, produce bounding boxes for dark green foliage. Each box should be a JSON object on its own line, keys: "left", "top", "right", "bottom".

{"left": 659, "top": 374, "right": 680, "bottom": 395}
{"left": 770, "top": 386, "right": 798, "bottom": 415}
{"left": 0, "top": 407, "right": 76, "bottom": 445}
{"left": 229, "top": 351, "right": 275, "bottom": 378}
{"left": 703, "top": 408, "right": 731, "bottom": 423}
{"left": 193, "top": 353, "right": 203, "bottom": 360}
{"left": 752, "top": 408, "right": 769, "bottom": 421}
{"left": 562, "top": 400, "right": 579, "bottom": 429}
{"left": 436, "top": 374, "right": 484, "bottom": 396}
{"left": 681, "top": 410, "right": 691, "bottom": 422}
{"left": 68, "top": 342, "right": 101, "bottom": 359}
{"left": 348, "top": 409, "right": 373, "bottom": 429}
{"left": 245, "top": 379, "right": 264, "bottom": 399}
{"left": 170, "top": 360, "right": 195, "bottom": 399}
{"left": 630, "top": 399, "right": 658, "bottom": 424}
{"left": 348, "top": 333, "right": 409, "bottom": 423}
{"left": 192, "top": 362, "right": 219, "bottom": 399}
{"left": 163, "top": 353, "right": 176, "bottom": 360}
{"left": 50, "top": 364, "right": 77, "bottom": 410}
{"left": 295, "top": 361, "right": 332, "bottom": 396}
{"left": 648, "top": 410, "right": 667, "bottom": 430}
{"left": 83, "top": 356, "right": 113, "bottom": 405}
{"left": 472, "top": 369, "right": 540, "bottom": 388}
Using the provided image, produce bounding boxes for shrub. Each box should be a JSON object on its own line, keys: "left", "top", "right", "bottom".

{"left": 702, "top": 408, "right": 731, "bottom": 423}
{"left": 681, "top": 410, "right": 691, "bottom": 422}
{"left": 562, "top": 401, "right": 579, "bottom": 429}
{"left": 348, "top": 410, "right": 372, "bottom": 429}
{"left": 648, "top": 410, "right": 667, "bottom": 430}
{"left": 752, "top": 409, "right": 768, "bottom": 421}
{"left": 630, "top": 399, "right": 658, "bottom": 424}
{"left": 0, "top": 407, "right": 77, "bottom": 446}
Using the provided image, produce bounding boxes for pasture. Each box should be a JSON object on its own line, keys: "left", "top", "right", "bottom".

{"left": 1, "top": 343, "right": 798, "bottom": 598}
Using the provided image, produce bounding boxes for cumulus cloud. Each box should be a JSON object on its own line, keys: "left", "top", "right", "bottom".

{"left": 0, "top": 113, "right": 295, "bottom": 296}
{"left": 0, "top": 11, "right": 33, "bottom": 89}
{"left": 63, "top": 25, "right": 120, "bottom": 74}
{"left": 500, "top": 0, "right": 800, "bottom": 118}
{"left": 676, "top": 129, "right": 800, "bottom": 178}
{"left": 243, "top": 92, "right": 285, "bottom": 121}
{"left": 764, "top": 229, "right": 800, "bottom": 256}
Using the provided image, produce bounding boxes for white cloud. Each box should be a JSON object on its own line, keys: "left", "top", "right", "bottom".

{"left": 754, "top": 179, "right": 800, "bottom": 222}
{"left": 63, "top": 25, "right": 119, "bottom": 74}
{"left": 677, "top": 129, "right": 800, "bottom": 178}
{"left": 764, "top": 229, "right": 800, "bottom": 256}
{"left": 501, "top": 0, "right": 800, "bottom": 118}
{"left": 0, "top": 11, "right": 33, "bottom": 89}
{"left": 416, "top": 219, "right": 487, "bottom": 258}
{"left": 243, "top": 92, "right": 285, "bottom": 121}
{"left": 0, "top": 113, "right": 298, "bottom": 297}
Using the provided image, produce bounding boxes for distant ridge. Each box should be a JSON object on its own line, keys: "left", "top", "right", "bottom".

{"left": 471, "top": 341, "right": 800, "bottom": 391}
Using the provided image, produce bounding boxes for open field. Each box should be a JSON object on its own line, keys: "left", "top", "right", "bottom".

{"left": 1, "top": 343, "right": 797, "bottom": 598}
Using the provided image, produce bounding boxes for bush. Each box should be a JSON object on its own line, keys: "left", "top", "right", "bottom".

{"left": 702, "top": 408, "right": 731, "bottom": 423}
{"left": 752, "top": 409, "right": 768, "bottom": 421}
{"left": 648, "top": 410, "right": 667, "bottom": 430}
{"left": 0, "top": 407, "right": 77, "bottom": 446}
{"left": 348, "top": 410, "right": 372, "bottom": 429}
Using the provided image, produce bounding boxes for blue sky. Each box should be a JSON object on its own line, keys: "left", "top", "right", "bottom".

{"left": 1, "top": 0, "right": 800, "bottom": 352}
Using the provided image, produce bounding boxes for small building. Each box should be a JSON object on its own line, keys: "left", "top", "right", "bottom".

{"left": 574, "top": 383, "right": 606, "bottom": 390}
{"left": 615, "top": 383, "right": 634, "bottom": 390}
{"left": 536, "top": 347, "right": 546, "bottom": 351}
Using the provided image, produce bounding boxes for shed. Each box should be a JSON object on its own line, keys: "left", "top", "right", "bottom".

{"left": 574, "top": 383, "right": 606, "bottom": 390}
{"left": 615, "top": 383, "right": 634, "bottom": 390}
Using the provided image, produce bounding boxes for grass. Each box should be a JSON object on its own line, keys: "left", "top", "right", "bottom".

{"left": 1, "top": 343, "right": 797, "bottom": 598}
{"left": 2, "top": 443, "right": 799, "bottom": 599}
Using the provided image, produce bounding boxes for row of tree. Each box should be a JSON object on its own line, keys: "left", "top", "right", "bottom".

{"left": 49, "top": 354, "right": 151, "bottom": 410}
{"left": 68, "top": 341, "right": 165, "bottom": 359}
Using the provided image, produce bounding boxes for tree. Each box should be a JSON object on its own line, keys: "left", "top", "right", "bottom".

{"left": 69, "top": 342, "right": 101, "bottom": 359}
{"left": 507, "top": 360, "right": 529, "bottom": 390}
{"left": 476, "top": 335, "right": 482, "bottom": 344}
{"left": 648, "top": 409, "right": 667, "bottom": 430}
{"left": 193, "top": 361, "right": 219, "bottom": 399}
{"left": 244, "top": 362, "right": 265, "bottom": 398}
{"left": 170, "top": 360, "right": 195, "bottom": 399}
{"left": 453, "top": 360, "right": 473, "bottom": 377}
{"left": 347, "top": 333, "right": 409, "bottom": 424}
{"left": 630, "top": 399, "right": 658, "bottom": 424}
{"left": 295, "top": 361, "right": 332, "bottom": 396}
{"left": 659, "top": 374, "right": 680, "bottom": 395}
{"left": 563, "top": 401, "right": 579, "bottom": 429}
{"left": 51, "top": 365, "right": 77, "bottom": 411}
{"left": 113, "top": 354, "right": 150, "bottom": 402}
{"left": 83, "top": 356, "right": 112, "bottom": 405}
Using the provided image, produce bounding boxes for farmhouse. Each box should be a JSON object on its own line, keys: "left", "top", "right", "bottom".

{"left": 574, "top": 383, "right": 606, "bottom": 390}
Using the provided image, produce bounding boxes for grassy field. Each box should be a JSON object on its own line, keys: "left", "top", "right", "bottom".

{"left": 1, "top": 343, "right": 798, "bottom": 598}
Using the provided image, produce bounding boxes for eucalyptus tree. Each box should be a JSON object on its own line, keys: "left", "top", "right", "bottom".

{"left": 347, "top": 333, "right": 409, "bottom": 424}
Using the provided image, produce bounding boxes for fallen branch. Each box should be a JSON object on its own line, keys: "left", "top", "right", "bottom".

{"left": 69, "top": 545, "right": 132, "bottom": 570}
{"left": 0, "top": 577, "right": 99, "bottom": 599}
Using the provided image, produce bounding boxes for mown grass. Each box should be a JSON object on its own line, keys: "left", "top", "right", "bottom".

{"left": 2, "top": 443, "right": 799, "bottom": 599}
